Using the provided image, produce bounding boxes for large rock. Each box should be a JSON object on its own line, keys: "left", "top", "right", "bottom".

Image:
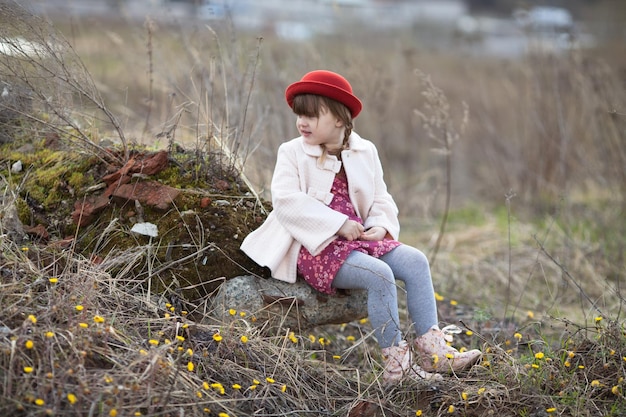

{"left": 211, "top": 275, "right": 368, "bottom": 330}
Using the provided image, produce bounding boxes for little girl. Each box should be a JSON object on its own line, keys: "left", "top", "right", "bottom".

{"left": 241, "top": 70, "right": 481, "bottom": 383}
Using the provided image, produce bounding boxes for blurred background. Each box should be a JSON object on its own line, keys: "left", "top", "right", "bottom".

{"left": 20, "top": 0, "right": 624, "bottom": 203}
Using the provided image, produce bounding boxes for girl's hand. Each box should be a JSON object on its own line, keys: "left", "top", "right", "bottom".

{"left": 337, "top": 220, "right": 365, "bottom": 241}
{"left": 360, "top": 226, "right": 387, "bottom": 241}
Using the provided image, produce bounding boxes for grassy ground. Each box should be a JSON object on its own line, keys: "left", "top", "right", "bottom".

{"left": 1, "top": 2, "right": 625, "bottom": 416}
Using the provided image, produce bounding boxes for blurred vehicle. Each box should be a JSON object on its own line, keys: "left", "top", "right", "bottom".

{"left": 513, "top": 6, "right": 573, "bottom": 33}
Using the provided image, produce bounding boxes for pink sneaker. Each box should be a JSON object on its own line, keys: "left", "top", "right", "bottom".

{"left": 381, "top": 340, "right": 442, "bottom": 383}
{"left": 414, "top": 325, "right": 482, "bottom": 372}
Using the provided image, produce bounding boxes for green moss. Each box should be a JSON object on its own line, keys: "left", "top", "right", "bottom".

{"left": 15, "top": 197, "right": 32, "bottom": 225}
{"left": 68, "top": 171, "right": 89, "bottom": 190}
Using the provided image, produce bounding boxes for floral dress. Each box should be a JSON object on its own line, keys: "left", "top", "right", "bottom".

{"left": 297, "top": 166, "right": 401, "bottom": 295}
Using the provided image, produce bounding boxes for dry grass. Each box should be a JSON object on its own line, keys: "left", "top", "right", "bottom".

{"left": 1, "top": 1, "right": 626, "bottom": 416}
{"left": 1, "top": 232, "right": 625, "bottom": 416}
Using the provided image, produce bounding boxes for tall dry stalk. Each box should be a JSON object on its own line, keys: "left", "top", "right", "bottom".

{"left": 0, "top": 1, "right": 128, "bottom": 161}
{"left": 413, "top": 70, "right": 468, "bottom": 266}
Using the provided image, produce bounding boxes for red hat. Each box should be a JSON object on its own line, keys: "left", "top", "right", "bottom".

{"left": 285, "top": 70, "right": 363, "bottom": 118}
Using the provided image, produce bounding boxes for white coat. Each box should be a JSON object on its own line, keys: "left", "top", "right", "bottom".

{"left": 240, "top": 132, "right": 400, "bottom": 283}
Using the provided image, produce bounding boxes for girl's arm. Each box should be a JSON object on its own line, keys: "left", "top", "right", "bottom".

{"left": 271, "top": 143, "right": 347, "bottom": 254}
{"left": 362, "top": 143, "right": 400, "bottom": 239}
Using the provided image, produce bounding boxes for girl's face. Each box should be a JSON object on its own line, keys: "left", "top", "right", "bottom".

{"left": 296, "top": 106, "right": 345, "bottom": 151}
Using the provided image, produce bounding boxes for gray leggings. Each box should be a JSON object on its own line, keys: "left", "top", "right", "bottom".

{"left": 332, "top": 245, "right": 438, "bottom": 348}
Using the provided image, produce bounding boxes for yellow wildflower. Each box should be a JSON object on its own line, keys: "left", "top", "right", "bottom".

{"left": 148, "top": 339, "right": 159, "bottom": 346}
{"left": 229, "top": 309, "right": 237, "bottom": 316}
{"left": 241, "top": 335, "right": 249, "bottom": 344}
{"left": 25, "top": 340, "right": 34, "bottom": 349}
{"left": 45, "top": 331, "right": 54, "bottom": 338}
{"left": 67, "top": 393, "right": 77, "bottom": 404}
{"left": 187, "top": 361, "right": 194, "bottom": 372}
{"left": 49, "top": 278, "right": 58, "bottom": 284}
{"left": 547, "top": 407, "right": 556, "bottom": 413}
{"left": 477, "top": 387, "right": 486, "bottom": 395}
{"left": 213, "top": 333, "right": 222, "bottom": 342}
{"left": 109, "top": 409, "right": 117, "bottom": 417}
{"left": 416, "top": 411, "right": 422, "bottom": 416}
{"left": 35, "top": 399, "right": 44, "bottom": 406}
{"left": 28, "top": 315, "right": 37, "bottom": 324}
{"left": 527, "top": 311, "right": 535, "bottom": 319}
{"left": 611, "top": 385, "right": 620, "bottom": 395}
{"left": 239, "top": 311, "right": 246, "bottom": 317}
{"left": 435, "top": 292, "right": 444, "bottom": 301}
{"left": 591, "top": 380, "right": 601, "bottom": 387}
{"left": 78, "top": 323, "right": 88, "bottom": 329}
{"left": 75, "top": 305, "right": 84, "bottom": 312}
{"left": 535, "top": 352, "right": 545, "bottom": 360}
{"left": 233, "top": 384, "right": 242, "bottom": 390}
{"left": 595, "top": 316, "right": 603, "bottom": 323}
{"left": 93, "top": 316, "right": 105, "bottom": 324}
{"left": 448, "top": 405, "right": 455, "bottom": 413}
{"left": 465, "top": 330, "right": 473, "bottom": 336}
{"left": 24, "top": 366, "right": 34, "bottom": 373}
{"left": 461, "top": 392, "right": 468, "bottom": 401}
{"left": 281, "top": 385, "right": 287, "bottom": 392}
{"left": 266, "top": 377, "right": 275, "bottom": 383}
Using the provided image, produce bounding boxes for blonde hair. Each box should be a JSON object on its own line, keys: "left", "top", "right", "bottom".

{"left": 291, "top": 94, "right": 353, "bottom": 158}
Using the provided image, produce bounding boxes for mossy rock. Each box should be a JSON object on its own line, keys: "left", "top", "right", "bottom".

{"left": 1, "top": 137, "right": 272, "bottom": 314}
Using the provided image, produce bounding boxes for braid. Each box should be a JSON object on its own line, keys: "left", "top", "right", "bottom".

{"left": 343, "top": 122, "right": 352, "bottom": 149}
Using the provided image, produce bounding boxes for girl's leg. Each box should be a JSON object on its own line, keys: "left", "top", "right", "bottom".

{"left": 332, "top": 251, "right": 402, "bottom": 349}
{"left": 379, "top": 245, "right": 438, "bottom": 336}
{"left": 333, "top": 250, "right": 443, "bottom": 383}
{"left": 381, "top": 245, "right": 483, "bottom": 372}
